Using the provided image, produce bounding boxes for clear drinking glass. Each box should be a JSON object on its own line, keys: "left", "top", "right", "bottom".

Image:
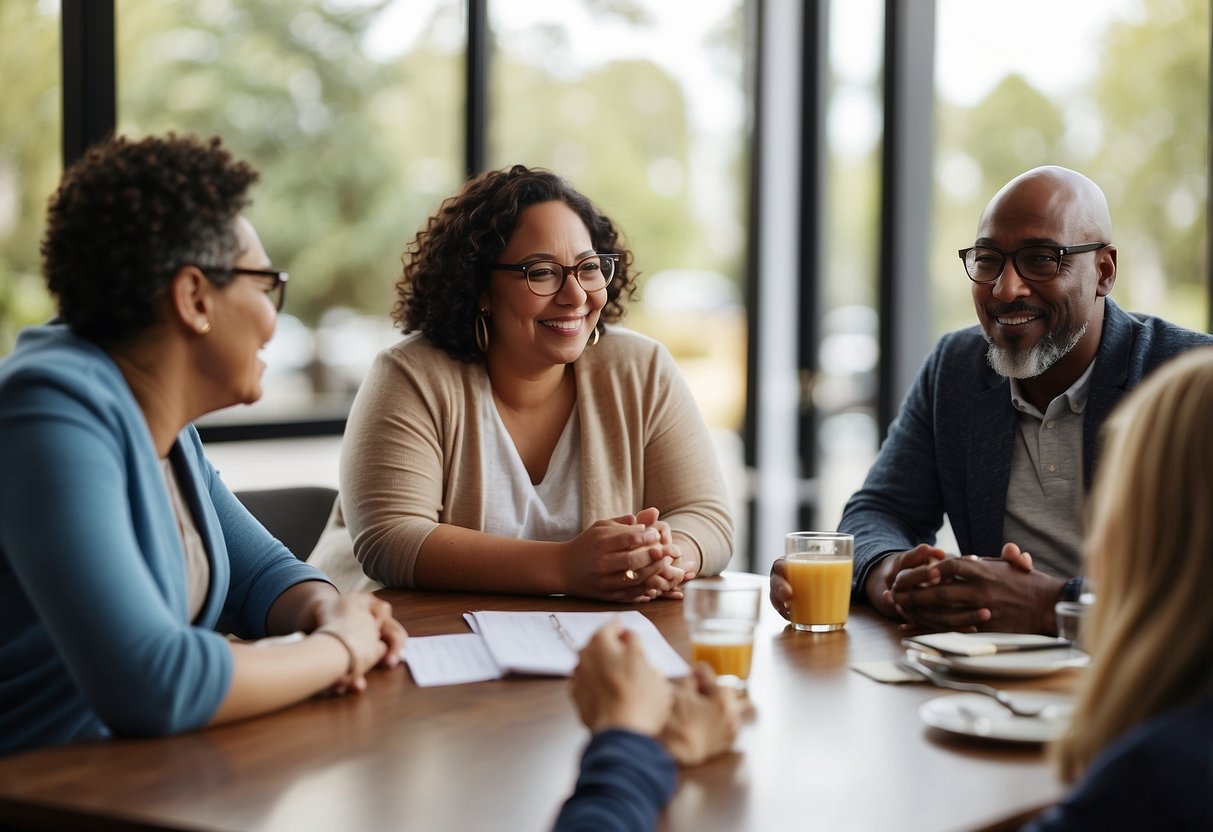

{"left": 683, "top": 578, "right": 762, "bottom": 691}
{"left": 784, "top": 531, "right": 854, "bottom": 632}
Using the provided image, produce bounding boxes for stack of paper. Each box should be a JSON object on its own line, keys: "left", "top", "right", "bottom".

{"left": 403, "top": 610, "right": 690, "bottom": 687}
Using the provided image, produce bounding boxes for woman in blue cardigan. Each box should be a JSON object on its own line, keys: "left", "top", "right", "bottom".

{"left": 0, "top": 134, "right": 406, "bottom": 756}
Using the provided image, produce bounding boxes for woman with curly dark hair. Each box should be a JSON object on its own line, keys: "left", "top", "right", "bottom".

{"left": 310, "top": 165, "right": 733, "bottom": 601}
{"left": 0, "top": 134, "right": 405, "bottom": 756}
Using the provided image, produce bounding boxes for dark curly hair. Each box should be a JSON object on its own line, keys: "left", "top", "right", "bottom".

{"left": 41, "top": 133, "right": 260, "bottom": 345}
{"left": 393, "top": 165, "right": 638, "bottom": 363}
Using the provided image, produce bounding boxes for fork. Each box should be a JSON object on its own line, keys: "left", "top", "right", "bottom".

{"left": 896, "top": 655, "right": 1049, "bottom": 718}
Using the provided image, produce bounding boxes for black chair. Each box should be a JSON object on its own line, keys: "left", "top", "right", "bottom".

{"left": 233, "top": 486, "right": 338, "bottom": 561}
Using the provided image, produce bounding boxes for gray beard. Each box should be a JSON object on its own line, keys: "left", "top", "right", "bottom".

{"left": 984, "top": 321, "right": 1087, "bottom": 379}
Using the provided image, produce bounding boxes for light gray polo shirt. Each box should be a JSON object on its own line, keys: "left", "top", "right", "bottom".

{"left": 1001, "top": 360, "right": 1095, "bottom": 578}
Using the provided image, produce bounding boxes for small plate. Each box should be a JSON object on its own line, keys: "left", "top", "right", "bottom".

{"left": 910, "top": 634, "right": 1089, "bottom": 679}
{"left": 919, "top": 692, "right": 1075, "bottom": 744}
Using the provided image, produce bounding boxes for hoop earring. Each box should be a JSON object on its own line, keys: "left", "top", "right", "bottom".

{"left": 475, "top": 309, "right": 490, "bottom": 353}
{"left": 589, "top": 326, "right": 600, "bottom": 346}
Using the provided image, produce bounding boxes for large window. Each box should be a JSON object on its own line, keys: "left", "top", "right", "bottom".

{"left": 816, "top": 0, "right": 884, "bottom": 529}
{"left": 486, "top": 1, "right": 749, "bottom": 437}
{"left": 933, "top": 0, "right": 1210, "bottom": 335}
{"left": 9, "top": 0, "right": 1213, "bottom": 561}
{"left": 0, "top": 1, "right": 61, "bottom": 354}
{"left": 116, "top": 0, "right": 466, "bottom": 424}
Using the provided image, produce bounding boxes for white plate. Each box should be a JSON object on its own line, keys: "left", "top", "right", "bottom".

{"left": 910, "top": 633, "right": 1090, "bottom": 679}
{"left": 919, "top": 692, "right": 1075, "bottom": 744}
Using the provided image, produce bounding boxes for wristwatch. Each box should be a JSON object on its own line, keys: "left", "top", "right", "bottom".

{"left": 1060, "top": 576, "right": 1084, "bottom": 602}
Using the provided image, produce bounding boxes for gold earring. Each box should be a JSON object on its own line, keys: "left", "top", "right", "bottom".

{"left": 475, "top": 309, "right": 490, "bottom": 353}
{"left": 589, "top": 327, "right": 600, "bottom": 346}
{"left": 199, "top": 320, "right": 212, "bottom": 335}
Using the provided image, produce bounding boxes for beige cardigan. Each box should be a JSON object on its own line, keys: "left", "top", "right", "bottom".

{"left": 308, "top": 326, "right": 734, "bottom": 593}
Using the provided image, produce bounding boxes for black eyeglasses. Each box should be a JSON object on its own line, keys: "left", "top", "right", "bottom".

{"left": 492, "top": 254, "right": 618, "bottom": 297}
{"left": 197, "top": 266, "right": 289, "bottom": 311}
{"left": 958, "top": 242, "right": 1107, "bottom": 284}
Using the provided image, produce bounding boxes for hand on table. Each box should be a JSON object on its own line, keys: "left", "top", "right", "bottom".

{"left": 559, "top": 509, "right": 690, "bottom": 603}
{"left": 658, "top": 663, "right": 746, "bottom": 766}
{"left": 861, "top": 544, "right": 949, "bottom": 618}
{"left": 569, "top": 618, "right": 672, "bottom": 735}
{"left": 313, "top": 592, "right": 407, "bottom": 694}
{"left": 887, "top": 542, "right": 1065, "bottom": 634}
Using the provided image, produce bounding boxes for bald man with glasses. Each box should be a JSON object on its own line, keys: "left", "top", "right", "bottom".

{"left": 771, "top": 165, "right": 1213, "bottom": 635}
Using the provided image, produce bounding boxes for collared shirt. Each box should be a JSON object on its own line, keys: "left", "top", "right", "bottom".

{"left": 1001, "top": 359, "right": 1096, "bottom": 577}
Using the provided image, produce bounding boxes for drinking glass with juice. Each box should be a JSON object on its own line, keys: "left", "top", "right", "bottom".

{"left": 784, "top": 532, "right": 854, "bottom": 632}
{"left": 683, "top": 579, "right": 762, "bottom": 690}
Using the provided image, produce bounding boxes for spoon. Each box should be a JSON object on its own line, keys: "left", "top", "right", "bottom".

{"left": 896, "top": 654, "right": 1053, "bottom": 718}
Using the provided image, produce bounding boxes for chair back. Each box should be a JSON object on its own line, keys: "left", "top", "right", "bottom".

{"left": 234, "top": 486, "right": 338, "bottom": 561}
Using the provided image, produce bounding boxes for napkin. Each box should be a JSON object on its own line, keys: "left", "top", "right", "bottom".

{"left": 850, "top": 659, "right": 922, "bottom": 684}
{"left": 902, "top": 632, "right": 1069, "bottom": 657}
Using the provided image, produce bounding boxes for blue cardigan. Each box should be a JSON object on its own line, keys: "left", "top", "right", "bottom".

{"left": 841, "top": 300, "right": 1213, "bottom": 597}
{"left": 0, "top": 324, "right": 329, "bottom": 755}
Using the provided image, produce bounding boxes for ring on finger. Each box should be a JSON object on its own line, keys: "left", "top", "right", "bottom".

{"left": 624, "top": 569, "right": 637, "bottom": 583}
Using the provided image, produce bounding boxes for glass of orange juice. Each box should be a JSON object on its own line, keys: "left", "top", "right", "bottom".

{"left": 784, "top": 532, "right": 854, "bottom": 632}
{"left": 683, "top": 578, "right": 762, "bottom": 691}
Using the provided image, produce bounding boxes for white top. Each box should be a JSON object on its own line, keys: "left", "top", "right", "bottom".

{"left": 160, "top": 457, "right": 210, "bottom": 622}
{"left": 479, "top": 376, "right": 583, "bottom": 542}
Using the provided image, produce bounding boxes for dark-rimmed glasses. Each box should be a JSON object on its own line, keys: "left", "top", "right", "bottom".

{"left": 958, "top": 242, "right": 1107, "bottom": 284}
{"left": 198, "top": 266, "right": 289, "bottom": 311}
{"left": 492, "top": 254, "right": 618, "bottom": 297}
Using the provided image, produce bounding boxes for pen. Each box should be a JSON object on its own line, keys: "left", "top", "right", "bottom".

{"left": 549, "top": 614, "right": 577, "bottom": 650}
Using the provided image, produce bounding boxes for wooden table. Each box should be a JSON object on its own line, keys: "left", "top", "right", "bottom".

{"left": 0, "top": 584, "right": 1076, "bottom": 831}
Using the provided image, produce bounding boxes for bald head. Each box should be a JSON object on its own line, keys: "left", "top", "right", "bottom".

{"left": 970, "top": 165, "right": 1118, "bottom": 397}
{"left": 978, "top": 166, "right": 1112, "bottom": 243}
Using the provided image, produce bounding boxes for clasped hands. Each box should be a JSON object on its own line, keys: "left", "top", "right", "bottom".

{"left": 564, "top": 507, "right": 698, "bottom": 603}
{"left": 312, "top": 593, "right": 408, "bottom": 695}
{"left": 865, "top": 542, "right": 1067, "bottom": 634}
{"left": 570, "top": 619, "right": 745, "bottom": 766}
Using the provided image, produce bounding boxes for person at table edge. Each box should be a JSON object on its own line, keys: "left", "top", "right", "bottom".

{"left": 775, "top": 165, "right": 1213, "bottom": 635}
{"left": 0, "top": 134, "right": 405, "bottom": 756}
{"left": 309, "top": 165, "right": 733, "bottom": 602}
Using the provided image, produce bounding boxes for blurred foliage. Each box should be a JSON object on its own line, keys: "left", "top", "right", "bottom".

{"left": 930, "top": 0, "right": 1210, "bottom": 335}
{"left": 1088, "top": 0, "right": 1209, "bottom": 330}
{"left": 4, "top": 0, "right": 1209, "bottom": 366}
{"left": 115, "top": 0, "right": 458, "bottom": 322}
{"left": 0, "top": 0, "right": 743, "bottom": 349}
{"left": 0, "top": 1, "right": 61, "bottom": 353}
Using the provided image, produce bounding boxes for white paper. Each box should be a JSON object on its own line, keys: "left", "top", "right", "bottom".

{"left": 403, "top": 633, "right": 503, "bottom": 687}
{"left": 404, "top": 610, "right": 690, "bottom": 686}
{"left": 471, "top": 610, "right": 690, "bottom": 678}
